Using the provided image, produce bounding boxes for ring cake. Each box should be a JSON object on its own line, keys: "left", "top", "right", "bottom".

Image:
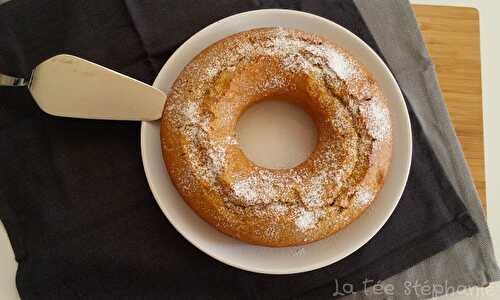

{"left": 160, "top": 28, "right": 392, "bottom": 247}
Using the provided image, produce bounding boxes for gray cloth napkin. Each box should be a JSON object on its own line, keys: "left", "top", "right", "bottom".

{"left": 344, "top": 0, "right": 500, "bottom": 298}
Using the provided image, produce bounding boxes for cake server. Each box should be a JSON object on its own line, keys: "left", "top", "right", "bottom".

{"left": 0, "top": 54, "right": 166, "bottom": 121}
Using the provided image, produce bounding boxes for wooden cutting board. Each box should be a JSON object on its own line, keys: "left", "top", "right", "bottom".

{"left": 412, "top": 5, "right": 485, "bottom": 209}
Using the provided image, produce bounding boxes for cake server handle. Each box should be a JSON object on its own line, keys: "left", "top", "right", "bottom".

{"left": 0, "top": 72, "right": 32, "bottom": 87}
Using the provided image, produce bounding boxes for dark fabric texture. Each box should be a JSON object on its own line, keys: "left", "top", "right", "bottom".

{"left": 0, "top": 0, "right": 477, "bottom": 299}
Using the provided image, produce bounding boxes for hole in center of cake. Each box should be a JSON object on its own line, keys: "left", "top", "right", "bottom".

{"left": 236, "top": 97, "right": 318, "bottom": 169}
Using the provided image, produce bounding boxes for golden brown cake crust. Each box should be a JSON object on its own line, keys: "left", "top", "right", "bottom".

{"left": 160, "top": 28, "right": 392, "bottom": 247}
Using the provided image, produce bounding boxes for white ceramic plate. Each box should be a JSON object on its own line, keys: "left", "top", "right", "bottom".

{"left": 141, "top": 9, "right": 412, "bottom": 274}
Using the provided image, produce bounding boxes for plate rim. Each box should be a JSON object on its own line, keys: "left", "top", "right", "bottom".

{"left": 141, "top": 8, "right": 412, "bottom": 274}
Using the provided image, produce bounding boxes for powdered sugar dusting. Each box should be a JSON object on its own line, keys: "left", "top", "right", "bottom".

{"left": 232, "top": 170, "right": 278, "bottom": 205}
{"left": 206, "top": 66, "right": 218, "bottom": 80}
{"left": 295, "top": 210, "right": 316, "bottom": 231}
{"left": 331, "top": 108, "right": 351, "bottom": 135}
{"left": 295, "top": 208, "right": 324, "bottom": 231}
{"left": 206, "top": 145, "right": 226, "bottom": 174}
{"left": 354, "top": 187, "right": 374, "bottom": 207}
{"left": 360, "top": 98, "right": 390, "bottom": 140}
{"left": 304, "top": 42, "right": 358, "bottom": 80}
{"left": 232, "top": 178, "right": 258, "bottom": 204}
{"left": 270, "top": 202, "right": 288, "bottom": 214}
{"left": 182, "top": 101, "right": 200, "bottom": 124}
{"left": 300, "top": 172, "right": 327, "bottom": 207}
{"left": 326, "top": 49, "right": 357, "bottom": 80}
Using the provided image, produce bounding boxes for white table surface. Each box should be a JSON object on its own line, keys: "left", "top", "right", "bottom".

{"left": 1, "top": 0, "right": 499, "bottom": 298}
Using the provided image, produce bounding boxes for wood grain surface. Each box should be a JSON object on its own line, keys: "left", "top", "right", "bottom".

{"left": 413, "top": 5, "right": 485, "bottom": 209}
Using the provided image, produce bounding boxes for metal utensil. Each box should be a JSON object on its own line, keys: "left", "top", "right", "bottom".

{"left": 0, "top": 54, "right": 166, "bottom": 121}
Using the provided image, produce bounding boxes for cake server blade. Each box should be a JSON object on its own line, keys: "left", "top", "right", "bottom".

{"left": 0, "top": 54, "right": 166, "bottom": 121}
